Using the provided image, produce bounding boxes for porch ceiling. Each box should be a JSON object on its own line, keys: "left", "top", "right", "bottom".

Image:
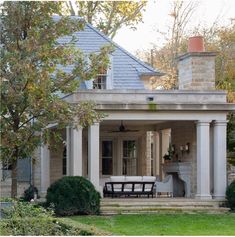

{"left": 101, "top": 120, "right": 165, "bottom": 126}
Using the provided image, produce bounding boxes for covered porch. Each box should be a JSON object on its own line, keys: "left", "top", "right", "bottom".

{"left": 38, "top": 89, "right": 232, "bottom": 200}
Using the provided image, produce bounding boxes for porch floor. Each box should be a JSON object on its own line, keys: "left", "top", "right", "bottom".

{"left": 101, "top": 197, "right": 229, "bottom": 215}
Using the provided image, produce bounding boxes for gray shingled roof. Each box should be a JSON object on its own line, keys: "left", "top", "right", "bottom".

{"left": 54, "top": 16, "right": 162, "bottom": 89}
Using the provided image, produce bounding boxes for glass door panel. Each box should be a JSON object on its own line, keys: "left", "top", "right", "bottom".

{"left": 122, "top": 140, "right": 137, "bottom": 175}
{"left": 102, "top": 140, "right": 113, "bottom": 175}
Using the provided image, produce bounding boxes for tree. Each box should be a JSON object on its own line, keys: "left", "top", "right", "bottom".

{"left": 65, "top": 1, "right": 147, "bottom": 39}
{"left": 137, "top": 0, "right": 197, "bottom": 89}
{"left": 0, "top": 2, "right": 112, "bottom": 198}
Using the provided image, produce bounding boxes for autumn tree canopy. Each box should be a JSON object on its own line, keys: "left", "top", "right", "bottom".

{"left": 0, "top": 1, "right": 111, "bottom": 197}
{"left": 65, "top": 1, "right": 147, "bottom": 39}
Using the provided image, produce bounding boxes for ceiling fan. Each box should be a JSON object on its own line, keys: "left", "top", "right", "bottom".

{"left": 109, "top": 121, "right": 139, "bottom": 133}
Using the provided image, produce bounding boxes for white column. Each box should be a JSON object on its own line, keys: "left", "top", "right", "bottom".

{"left": 70, "top": 127, "right": 83, "bottom": 176}
{"left": 153, "top": 131, "right": 160, "bottom": 176}
{"left": 213, "top": 120, "right": 227, "bottom": 199}
{"left": 88, "top": 122, "right": 100, "bottom": 192}
{"left": 40, "top": 144, "right": 50, "bottom": 195}
{"left": 161, "top": 129, "right": 171, "bottom": 179}
{"left": 195, "top": 121, "right": 212, "bottom": 199}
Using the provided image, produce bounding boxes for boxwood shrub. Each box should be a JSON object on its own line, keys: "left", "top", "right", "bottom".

{"left": 23, "top": 185, "right": 39, "bottom": 201}
{"left": 226, "top": 180, "right": 235, "bottom": 210}
{"left": 46, "top": 176, "right": 101, "bottom": 216}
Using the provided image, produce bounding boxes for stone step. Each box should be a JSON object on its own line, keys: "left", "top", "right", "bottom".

{"left": 100, "top": 198, "right": 228, "bottom": 215}
{"left": 101, "top": 201, "right": 224, "bottom": 208}
{"left": 100, "top": 206, "right": 230, "bottom": 215}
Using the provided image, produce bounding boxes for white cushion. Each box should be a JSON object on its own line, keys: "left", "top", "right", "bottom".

{"left": 110, "top": 176, "right": 125, "bottom": 182}
{"left": 142, "top": 176, "right": 156, "bottom": 182}
{"left": 113, "top": 183, "right": 122, "bottom": 191}
{"left": 144, "top": 183, "right": 153, "bottom": 191}
{"left": 106, "top": 183, "right": 112, "bottom": 191}
{"left": 125, "top": 176, "right": 142, "bottom": 182}
{"left": 123, "top": 187, "right": 132, "bottom": 192}
{"left": 133, "top": 188, "right": 142, "bottom": 192}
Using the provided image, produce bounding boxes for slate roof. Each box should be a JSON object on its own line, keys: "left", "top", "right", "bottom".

{"left": 54, "top": 16, "right": 162, "bottom": 89}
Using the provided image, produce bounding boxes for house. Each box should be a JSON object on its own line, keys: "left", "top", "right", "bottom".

{"left": 1, "top": 19, "right": 235, "bottom": 200}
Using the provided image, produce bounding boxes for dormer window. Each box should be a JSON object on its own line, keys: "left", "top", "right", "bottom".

{"left": 93, "top": 68, "right": 107, "bottom": 89}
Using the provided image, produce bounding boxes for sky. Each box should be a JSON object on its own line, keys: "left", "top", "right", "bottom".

{"left": 114, "top": 0, "right": 235, "bottom": 54}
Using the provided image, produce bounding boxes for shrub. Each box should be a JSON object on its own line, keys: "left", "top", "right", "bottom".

{"left": 23, "top": 185, "right": 39, "bottom": 201}
{"left": 0, "top": 201, "right": 102, "bottom": 235}
{"left": 226, "top": 180, "right": 235, "bottom": 210}
{"left": 46, "top": 176, "right": 101, "bottom": 216}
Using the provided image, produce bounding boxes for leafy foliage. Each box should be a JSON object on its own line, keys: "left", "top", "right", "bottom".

{"left": 65, "top": 1, "right": 147, "bottom": 38}
{"left": 226, "top": 180, "right": 235, "bottom": 210}
{"left": 0, "top": 201, "right": 101, "bottom": 235}
{"left": 0, "top": 1, "right": 112, "bottom": 197}
{"left": 227, "top": 113, "right": 235, "bottom": 165}
{"left": 23, "top": 185, "right": 39, "bottom": 202}
{"left": 46, "top": 176, "right": 101, "bottom": 216}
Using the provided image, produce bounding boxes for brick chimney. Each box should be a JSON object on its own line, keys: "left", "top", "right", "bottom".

{"left": 177, "top": 36, "right": 216, "bottom": 90}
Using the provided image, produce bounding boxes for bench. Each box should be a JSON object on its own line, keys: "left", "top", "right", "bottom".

{"left": 103, "top": 176, "right": 156, "bottom": 198}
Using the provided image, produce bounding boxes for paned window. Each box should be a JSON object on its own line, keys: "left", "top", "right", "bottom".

{"left": 93, "top": 68, "right": 107, "bottom": 89}
{"left": 102, "top": 141, "right": 113, "bottom": 175}
{"left": 123, "top": 140, "right": 137, "bottom": 175}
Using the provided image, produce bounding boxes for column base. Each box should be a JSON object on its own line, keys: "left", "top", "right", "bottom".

{"left": 212, "top": 195, "right": 226, "bottom": 200}
{"left": 195, "top": 194, "right": 212, "bottom": 200}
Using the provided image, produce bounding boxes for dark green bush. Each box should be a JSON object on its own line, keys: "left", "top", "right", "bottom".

{"left": 0, "top": 201, "right": 102, "bottom": 235}
{"left": 226, "top": 180, "right": 235, "bottom": 210}
{"left": 23, "top": 185, "right": 39, "bottom": 201}
{"left": 46, "top": 176, "right": 101, "bottom": 216}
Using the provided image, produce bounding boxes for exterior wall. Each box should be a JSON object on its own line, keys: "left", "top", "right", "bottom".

{"left": 33, "top": 147, "right": 41, "bottom": 191}
{"left": 49, "top": 130, "right": 65, "bottom": 185}
{"left": 0, "top": 180, "right": 30, "bottom": 198}
{"left": 228, "top": 165, "right": 235, "bottom": 185}
{"left": 178, "top": 53, "right": 216, "bottom": 90}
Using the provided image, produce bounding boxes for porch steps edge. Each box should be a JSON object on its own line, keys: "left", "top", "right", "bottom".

{"left": 100, "top": 206, "right": 230, "bottom": 215}
{"left": 100, "top": 198, "right": 229, "bottom": 214}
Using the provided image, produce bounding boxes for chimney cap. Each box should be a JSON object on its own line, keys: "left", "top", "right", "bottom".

{"left": 188, "top": 36, "right": 205, "bottom": 52}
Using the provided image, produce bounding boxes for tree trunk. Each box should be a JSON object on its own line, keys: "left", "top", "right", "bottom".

{"left": 11, "top": 159, "right": 18, "bottom": 198}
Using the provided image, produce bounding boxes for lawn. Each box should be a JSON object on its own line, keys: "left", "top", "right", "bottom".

{"left": 69, "top": 213, "right": 235, "bottom": 236}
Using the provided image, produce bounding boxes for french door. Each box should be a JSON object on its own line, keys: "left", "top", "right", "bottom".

{"left": 102, "top": 140, "right": 113, "bottom": 175}
{"left": 122, "top": 140, "right": 137, "bottom": 175}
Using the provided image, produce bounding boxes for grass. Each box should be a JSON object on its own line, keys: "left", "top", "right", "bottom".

{"left": 69, "top": 213, "right": 235, "bottom": 236}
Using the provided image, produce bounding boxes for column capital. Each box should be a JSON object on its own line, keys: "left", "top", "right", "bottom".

{"left": 196, "top": 120, "right": 211, "bottom": 126}
{"left": 92, "top": 122, "right": 100, "bottom": 126}
{"left": 213, "top": 120, "right": 227, "bottom": 126}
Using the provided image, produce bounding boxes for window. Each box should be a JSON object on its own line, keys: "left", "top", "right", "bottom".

{"left": 102, "top": 141, "right": 113, "bottom": 175}
{"left": 123, "top": 140, "right": 137, "bottom": 175}
{"left": 93, "top": 68, "right": 107, "bottom": 89}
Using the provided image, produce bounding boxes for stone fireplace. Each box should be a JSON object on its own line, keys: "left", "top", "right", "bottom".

{"left": 163, "top": 162, "right": 192, "bottom": 198}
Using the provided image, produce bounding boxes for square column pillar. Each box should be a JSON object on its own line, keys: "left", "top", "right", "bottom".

{"left": 88, "top": 122, "right": 100, "bottom": 192}
{"left": 70, "top": 126, "right": 83, "bottom": 176}
{"left": 40, "top": 144, "right": 50, "bottom": 195}
{"left": 213, "top": 120, "right": 227, "bottom": 199}
{"left": 195, "top": 121, "right": 212, "bottom": 199}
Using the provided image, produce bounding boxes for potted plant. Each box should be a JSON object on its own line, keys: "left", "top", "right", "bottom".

{"left": 163, "top": 144, "right": 174, "bottom": 161}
